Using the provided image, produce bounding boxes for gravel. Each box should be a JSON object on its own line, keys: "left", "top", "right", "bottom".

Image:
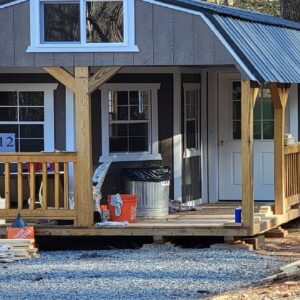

{"left": 0, "top": 246, "right": 286, "bottom": 300}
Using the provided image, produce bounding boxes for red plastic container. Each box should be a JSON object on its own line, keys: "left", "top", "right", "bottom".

{"left": 107, "top": 194, "right": 137, "bottom": 223}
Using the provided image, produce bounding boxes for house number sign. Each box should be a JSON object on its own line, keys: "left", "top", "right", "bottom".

{"left": 0, "top": 133, "right": 16, "bottom": 152}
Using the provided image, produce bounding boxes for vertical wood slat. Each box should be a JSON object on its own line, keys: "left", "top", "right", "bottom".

{"left": 73, "top": 162, "right": 77, "bottom": 212}
{"left": 29, "top": 163, "right": 35, "bottom": 210}
{"left": 17, "top": 163, "right": 23, "bottom": 209}
{"left": 64, "top": 162, "right": 69, "bottom": 210}
{"left": 241, "top": 81, "right": 259, "bottom": 234}
{"left": 4, "top": 163, "right": 10, "bottom": 209}
{"left": 42, "top": 163, "right": 48, "bottom": 210}
{"left": 54, "top": 162, "right": 60, "bottom": 209}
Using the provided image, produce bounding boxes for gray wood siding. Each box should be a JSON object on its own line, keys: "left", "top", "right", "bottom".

{"left": 0, "top": 0, "right": 235, "bottom": 67}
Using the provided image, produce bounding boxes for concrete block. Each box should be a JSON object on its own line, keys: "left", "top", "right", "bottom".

{"left": 242, "top": 235, "right": 265, "bottom": 250}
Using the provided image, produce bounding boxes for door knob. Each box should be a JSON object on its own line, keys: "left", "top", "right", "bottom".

{"left": 219, "top": 140, "right": 225, "bottom": 146}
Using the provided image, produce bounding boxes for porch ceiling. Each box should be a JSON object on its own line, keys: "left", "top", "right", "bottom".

{"left": 149, "top": 0, "right": 300, "bottom": 84}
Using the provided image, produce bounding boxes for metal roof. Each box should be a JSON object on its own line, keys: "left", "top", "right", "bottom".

{"left": 153, "top": 0, "right": 300, "bottom": 84}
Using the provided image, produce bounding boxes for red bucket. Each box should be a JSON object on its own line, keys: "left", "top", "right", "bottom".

{"left": 107, "top": 194, "right": 137, "bottom": 223}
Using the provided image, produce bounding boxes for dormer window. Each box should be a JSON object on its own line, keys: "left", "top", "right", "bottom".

{"left": 28, "top": 0, "right": 138, "bottom": 52}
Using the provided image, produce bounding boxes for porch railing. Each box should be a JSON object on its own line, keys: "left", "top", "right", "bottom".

{"left": 284, "top": 143, "right": 300, "bottom": 208}
{"left": 0, "top": 152, "right": 77, "bottom": 223}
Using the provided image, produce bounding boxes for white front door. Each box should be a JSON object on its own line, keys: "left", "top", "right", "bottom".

{"left": 218, "top": 73, "right": 274, "bottom": 201}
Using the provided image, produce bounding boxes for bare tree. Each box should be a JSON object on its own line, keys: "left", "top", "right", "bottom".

{"left": 280, "top": 0, "right": 300, "bottom": 22}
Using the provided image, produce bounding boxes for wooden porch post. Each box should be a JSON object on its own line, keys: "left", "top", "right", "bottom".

{"left": 241, "top": 81, "right": 259, "bottom": 234}
{"left": 74, "top": 67, "right": 94, "bottom": 226}
{"left": 269, "top": 83, "right": 290, "bottom": 215}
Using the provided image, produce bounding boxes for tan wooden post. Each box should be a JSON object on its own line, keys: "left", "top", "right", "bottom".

{"left": 74, "top": 67, "right": 94, "bottom": 226}
{"left": 241, "top": 81, "right": 259, "bottom": 235}
{"left": 269, "top": 83, "right": 290, "bottom": 215}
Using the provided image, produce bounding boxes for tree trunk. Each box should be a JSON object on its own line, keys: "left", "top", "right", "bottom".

{"left": 280, "top": 0, "right": 300, "bottom": 22}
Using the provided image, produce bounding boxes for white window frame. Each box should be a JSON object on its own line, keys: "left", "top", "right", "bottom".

{"left": 27, "top": 0, "right": 138, "bottom": 53}
{"left": 0, "top": 83, "right": 58, "bottom": 151}
{"left": 183, "top": 83, "right": 201, "bottom": 158}
{"left": 100, "top": 83, "right": 162, "bottom": 162}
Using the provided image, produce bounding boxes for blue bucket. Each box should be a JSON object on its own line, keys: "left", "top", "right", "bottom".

{"left": 235, "top": 207, "right": 242, "bottom": 223}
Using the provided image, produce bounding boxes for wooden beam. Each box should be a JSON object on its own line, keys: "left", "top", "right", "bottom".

{"left": 74, "top": 67, "right": 94, "bottom": 226}
{"left": 44, "top": 67, "right": 76, "bottom": 93}
{"left": 269, "top": 83, "right": 290, "bottom": 215}
{"left": 241, "top": 80, "right": 259, "bottom": 235}
{"left": 88, "top": 67, "right": 121, "bottom": 94}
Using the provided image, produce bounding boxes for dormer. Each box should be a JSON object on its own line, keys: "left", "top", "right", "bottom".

{"left": 27, "top": 0, "right": 138, "bottom": 52}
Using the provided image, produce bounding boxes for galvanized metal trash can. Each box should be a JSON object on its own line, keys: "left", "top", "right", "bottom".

{"left": 123, "top": 167, "right": 171, "bottom": 217}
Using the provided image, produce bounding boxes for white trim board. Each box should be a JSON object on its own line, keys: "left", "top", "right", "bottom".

{"left": 0, "top": 0, "right": 27, "bottom": 9}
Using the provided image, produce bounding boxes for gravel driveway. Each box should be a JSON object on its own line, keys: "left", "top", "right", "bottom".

{"left": 0, "top": 245, "right": 286, "bottom": 300}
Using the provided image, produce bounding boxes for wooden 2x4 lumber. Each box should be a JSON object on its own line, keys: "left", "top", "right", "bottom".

{"left": 241, "top": 80, "right": 259, "bottom": 235}
{"left": 44, "top": 67, "right": 76, "bottom": 93}
{"left": 74, "top": 67, "right": 94, "bottom": 226}
{"left": 17, "top": 162, "right": 23, "bottom": 209}
{"left": 269, "top": 83, "right": 290, "bottom": 215}
{"left": 42, "top": 162, "right": 48, "bottom": 210}
{"left": 4, "top": 163, "right": 10, "bottom": 209}
{"left": 29, "top": 163, "right": 35, "bottom": 210}
{"left": 88, "top": 67, "right": 121, "bottom": 94}
{"left": 63, "top": 162, "right": 69, "bottom": 210}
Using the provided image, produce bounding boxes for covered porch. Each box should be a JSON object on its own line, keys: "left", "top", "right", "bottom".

{"left": 0, "top": 65, "right": 299, "bottom": 238}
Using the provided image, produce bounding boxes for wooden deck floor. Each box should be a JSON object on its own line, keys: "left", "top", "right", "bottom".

{"left": 0, "top": 202, "right": 299, "bottom": 238}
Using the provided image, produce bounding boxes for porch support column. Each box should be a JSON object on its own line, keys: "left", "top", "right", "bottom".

{"left": 269, "top": 83, "right": 290, "bottom": 215}
{"left": 241, "top": 80, "right": 259, "bottom": 234}
{"left": 74, "top": 67, "right": 94, "bottom": 226}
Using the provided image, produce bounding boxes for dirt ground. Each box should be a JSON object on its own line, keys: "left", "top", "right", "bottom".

{"left": 206, "top": 220, "right": 300, "bottom": 300}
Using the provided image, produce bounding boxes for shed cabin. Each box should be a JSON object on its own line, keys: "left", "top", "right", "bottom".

{"left": 0, "top": 0, "right": 300, "bottom": 238}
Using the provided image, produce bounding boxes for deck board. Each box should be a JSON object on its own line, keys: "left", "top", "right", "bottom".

{"left": 0, "top": 202, "right": 299, "bottom": 238}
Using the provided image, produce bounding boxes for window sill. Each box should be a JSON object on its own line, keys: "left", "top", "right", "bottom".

{"left": 27, "top": 44, "right": 139, "bottom": 53}
{"left": 100, "top": 153, "right": 162, "bottom": 162}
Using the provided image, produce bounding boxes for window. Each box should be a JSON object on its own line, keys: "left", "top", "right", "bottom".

{"left": 28, "top": 0, "right": 138, "bottom": 52}
{"left": 0, "top": 84, "right": 57, "bottom": 152}
{"left": 183, "top": 83, "right": 201, "bottom": 157}
{"left": 231, "top": 81, "right": 274, "bottom": 140}
{"left": 100, "top": 83, "right": 161, "bottom": 162}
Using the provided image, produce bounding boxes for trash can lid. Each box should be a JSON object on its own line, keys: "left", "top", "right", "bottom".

{"left": 123, "top": 166, "right": 171, "bottom": 182}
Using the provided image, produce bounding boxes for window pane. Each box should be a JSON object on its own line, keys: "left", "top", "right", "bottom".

{"left": 19, "top": 92, "right": 44, "bottom": 106}
{"left": 20, "top": 125, "right": 44, "bottom": 138}
{"left": 19, "top": 107, "right": 44, "bottom": 121}
{"left": 110, "top": 137, "right": 127, "bottom": 152}
{"left": 113, "top": 91, "right": 128, "bottom": 106}
{"left": 232, "top": 82, "right": 241, "bottom": 100}
{"left": 263, "top": 121, "right": 274, "bottom": 139}
{"left": 0, "top": 108, "right": 17, "bottom": 121}
{"left": 129, "top": 137, "right": 148, "bottom": 152}
{"left": 254, "top": 101, "right": 261, "bottom": 120}
{"left": 20, "top": 139, "right": 44, "bottom": 152}
{"left": 129, "top": 123, "right": 148, "bottom": 137}
{"left": 0, "top": 92, "right": 17, "bottom": 106}
{"left": 186, "top": 120, "right": 196, "bottom": 149}
{"left": 129, "top": 91, "right": 150, "bottom": 106}
{"left": 0, "top": 125, "right": 18, "bottom": 137}
{"left": 109, "top": 124, "right": 128, "bottom": 137}
{"left": 110, "top": 106, "right": 128, "bottom": 121}
{"left": 130, "top": 106, "right": 149, "bottom": 120}
{"left": 254, "top": 121, "right": 261, "bottom": 139}
{"left": 44, "top": 3, "right": 80, "bottom": 42}
{"left": 232, "top": 101, "right": 241, "bottom": 120}
{"left": 262, "top": 101, "right": 274, "bottom": 120}
{"left": 232, "top": 121, "right": 241, "bottom": 139}
{"left": 86, "top": 1, "right": 123, "bottom": 43}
